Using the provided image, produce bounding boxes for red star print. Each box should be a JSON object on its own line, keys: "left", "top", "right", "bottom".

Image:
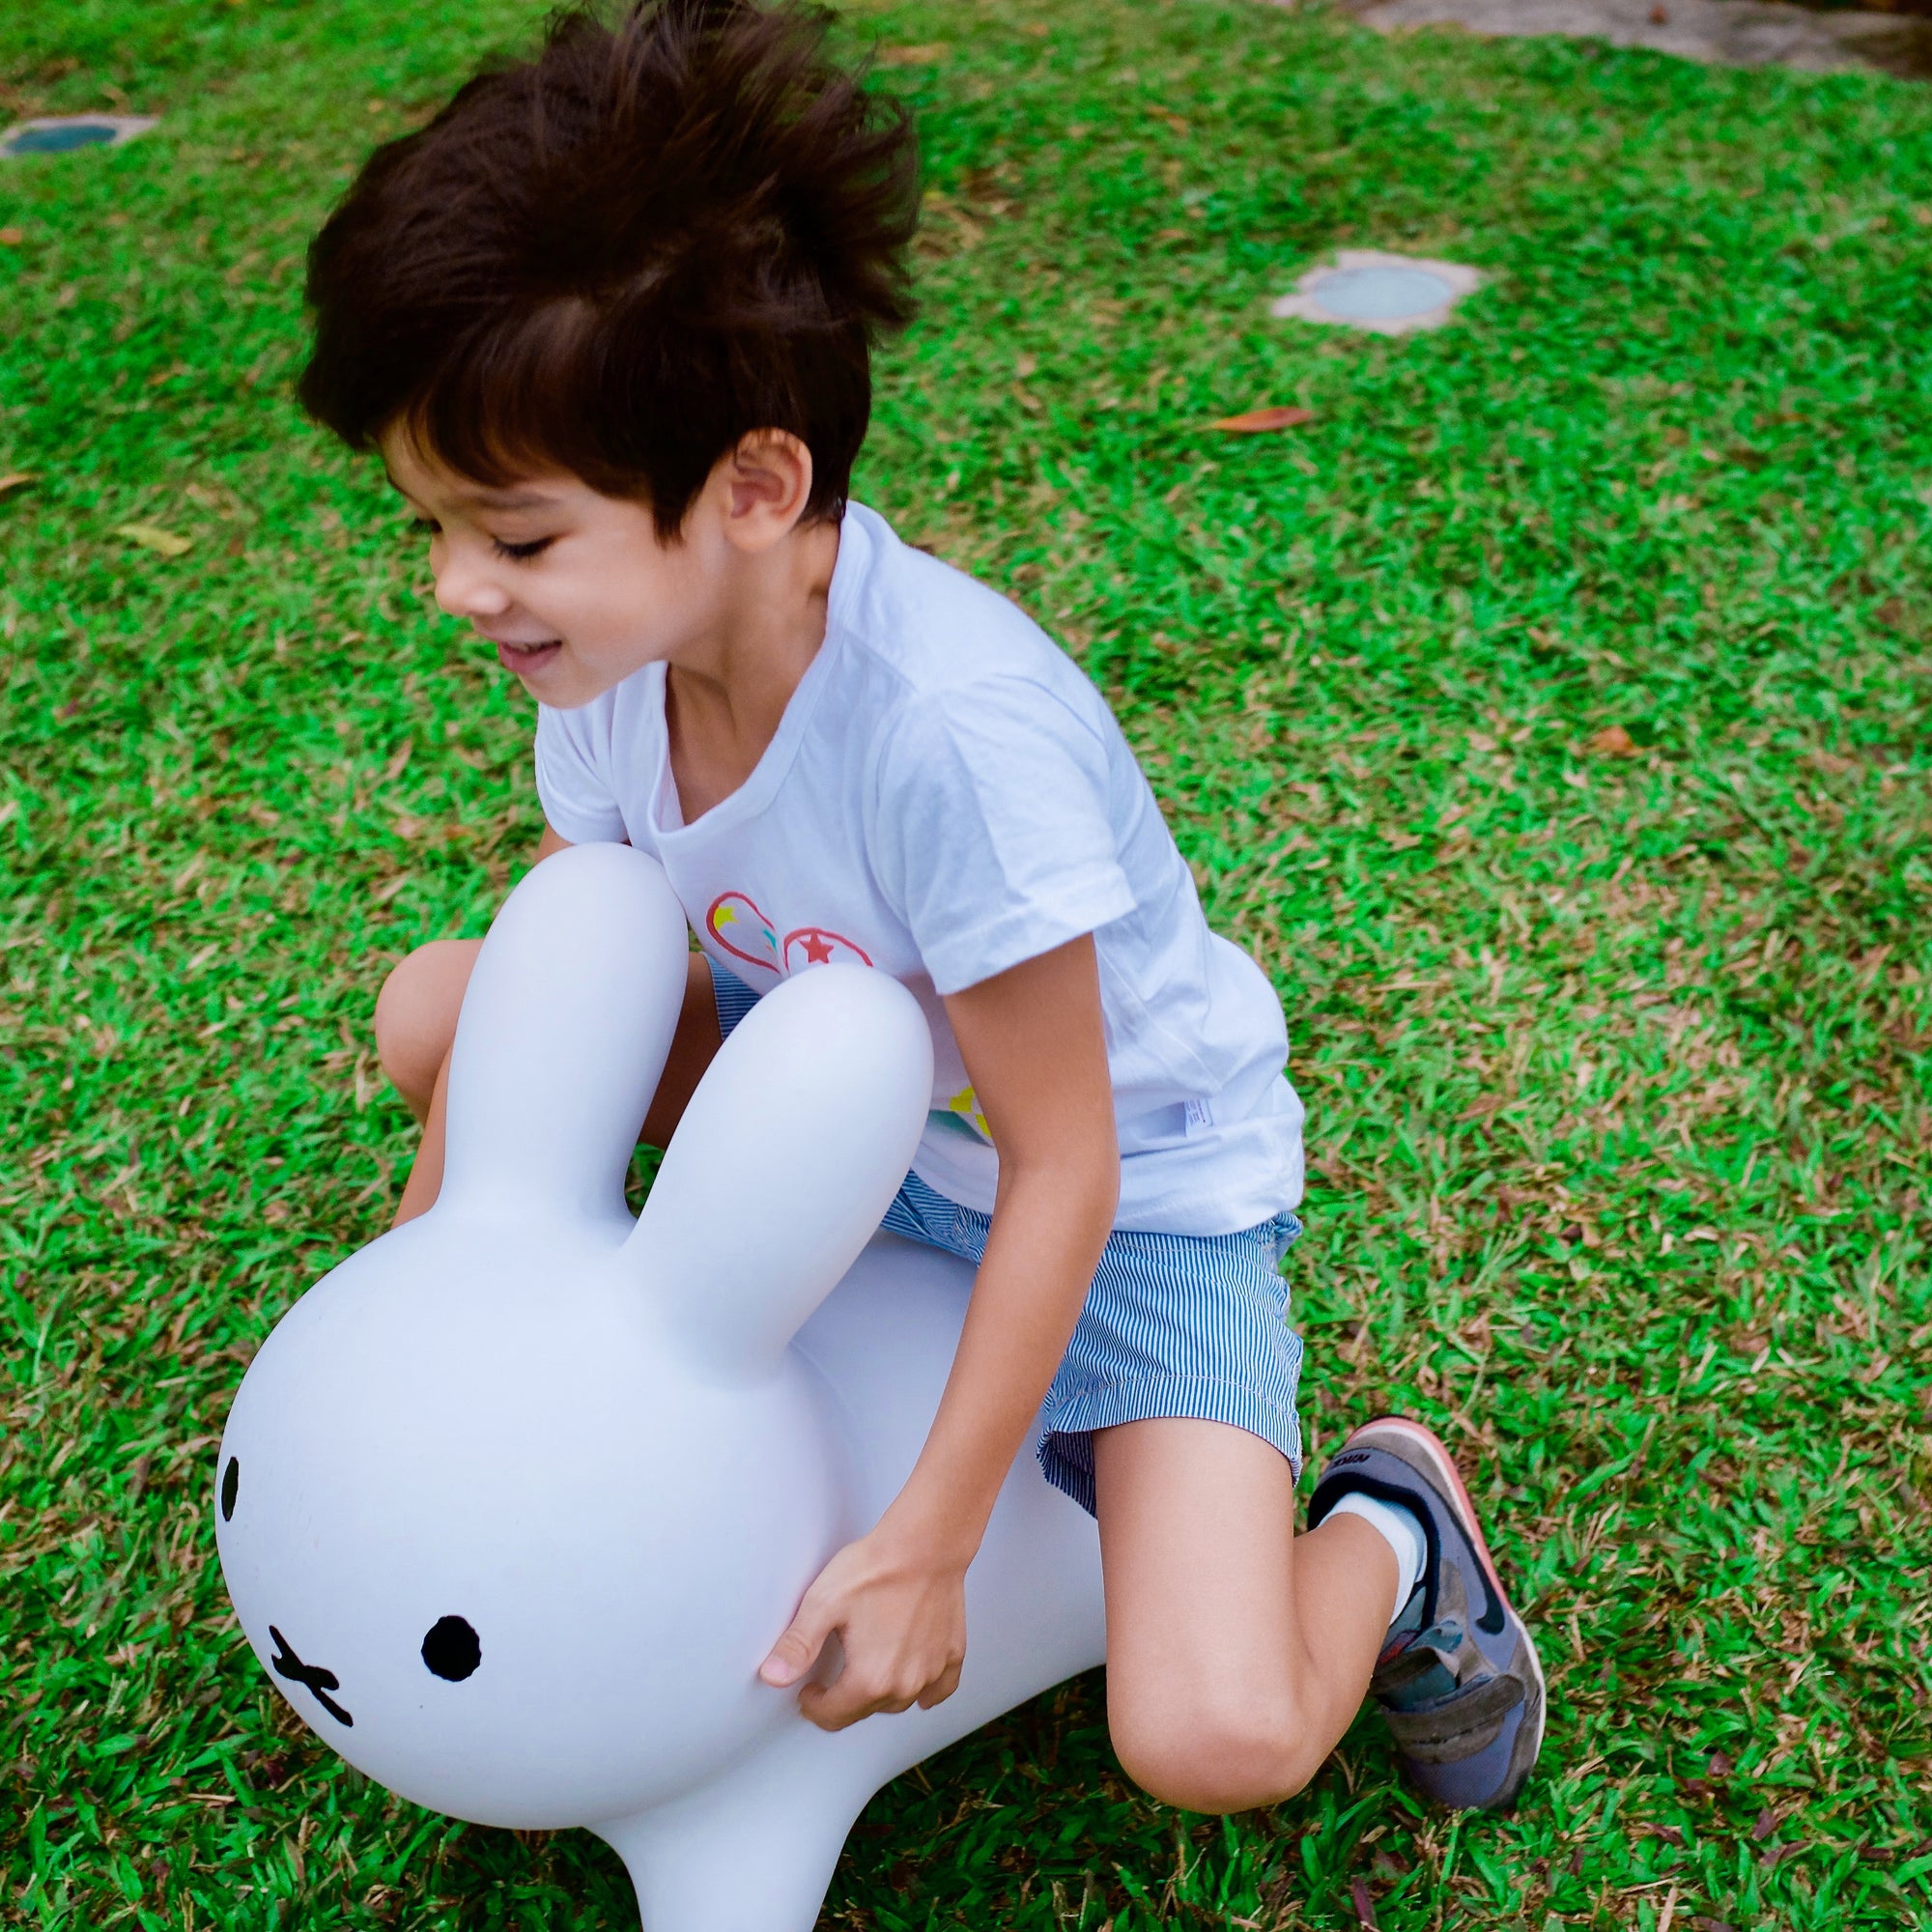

{"left": 779, "top": 924, "right": 873, "bottom": 971}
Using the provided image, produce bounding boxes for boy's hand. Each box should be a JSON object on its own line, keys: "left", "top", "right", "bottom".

{"left": 758, "top": 1522, "right": 968, "bottom": 1731}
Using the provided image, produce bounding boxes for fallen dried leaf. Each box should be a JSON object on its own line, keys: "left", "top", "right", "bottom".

{"left": 1350, "top": 1877, "right": 1379, "bottom": 1929}
{"left": 1587, "top": 724, "right": 1642, "bottom": 757}
{"left": 0, "top": 226, "right": 23, "bottom": 246}
{"left": 875, "top": 43, "right": 948, "bottom": 66}
{"left": 1208, "top": 406, "right": 1315, "bottom": 434}
{"left": 114, "top": 522, "right": 194, "bottom": 557}
{"left": 0, "top": 472, "right": 38, "bottom": 497}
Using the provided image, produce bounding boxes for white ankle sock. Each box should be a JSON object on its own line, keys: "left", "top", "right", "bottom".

{"left": 1325, "top": 1492, "right": 1427, "bottom": 1629}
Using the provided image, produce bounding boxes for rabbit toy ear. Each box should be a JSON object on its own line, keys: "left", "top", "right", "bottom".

{"left": 438, "top": 842, "right": 691, "bottom": 1232}
{"left": 624, "top": 964, "right": 934, "bottom": 1384}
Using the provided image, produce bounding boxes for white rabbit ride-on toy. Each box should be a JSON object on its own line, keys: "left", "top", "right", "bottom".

{"left": 214, "top": 841, "right": 1108, "bottom": 1931}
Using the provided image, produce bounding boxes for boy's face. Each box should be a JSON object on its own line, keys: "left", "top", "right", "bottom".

{"left": 379, "top": 422, "right": 714, "bottom": 710}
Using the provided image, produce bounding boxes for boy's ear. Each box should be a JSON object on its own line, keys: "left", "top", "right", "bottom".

{"left": 720, "top": 429, "right": 814, "bottom": 547}
{"left": 438, "top": 843, "right": 690, "bottom": 1231}
{"left": 623, "top": 964, "right": 932, "bottom": 1384}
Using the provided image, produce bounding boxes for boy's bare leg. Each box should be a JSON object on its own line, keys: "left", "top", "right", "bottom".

{"left": 382, "top": 948, "right": 724, "bottom": 1230}
{"left": 1092, "top": 1416, "right": 1393, "bottom": 1814}
{"left": 392, "top": 1046, "right": 457, "bottom": 1228}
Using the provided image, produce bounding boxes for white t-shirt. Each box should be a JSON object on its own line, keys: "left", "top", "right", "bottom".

{"left": 532, "top": 498, "right": 1304, "bottom": 1235}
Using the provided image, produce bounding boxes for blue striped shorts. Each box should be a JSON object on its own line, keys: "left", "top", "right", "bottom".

{"left": 712, "top": 965, "right": 1306, "bottom": 1519}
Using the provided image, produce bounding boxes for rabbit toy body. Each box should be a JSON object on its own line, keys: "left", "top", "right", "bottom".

{"left": 215, "top": 842, "right": 1107, "bottom": 1931}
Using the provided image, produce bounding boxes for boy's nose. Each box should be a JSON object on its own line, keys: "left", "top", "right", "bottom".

{"left": 433, "top": 554, "right": 511, "bottom": 621}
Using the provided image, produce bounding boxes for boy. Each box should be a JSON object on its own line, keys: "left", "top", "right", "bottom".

{"left": 313, "top": 0, "right": 1544, "bottom": 1816}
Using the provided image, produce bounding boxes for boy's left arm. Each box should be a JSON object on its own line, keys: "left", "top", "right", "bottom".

{"left": 758, "top": 932, "right": 1120, "bottom": 1731}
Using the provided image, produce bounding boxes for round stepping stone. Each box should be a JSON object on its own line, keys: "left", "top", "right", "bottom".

{"left": 1271, "top": 249, "right": 1483, "bottom": 336}
{"left": 1, "top": 114, "right": 157, "bottom": 159}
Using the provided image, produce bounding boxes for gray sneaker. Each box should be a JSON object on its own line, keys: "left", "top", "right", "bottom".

{"left": 1307, "top": 1416, "right": 1547, "bottom": 1811}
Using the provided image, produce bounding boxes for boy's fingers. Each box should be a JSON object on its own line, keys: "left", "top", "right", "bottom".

{"left": 918, "top": 1662, "right": 962, "bottom": 1709}
{"left": 801, "top": 1663, "right": 949, "bottom": 1731}
{"left": 797, "top": 1674, "right": 889, "bottom": 1732}
{"left": 759, "top": 1599, "right": 838, "bottom": 1688}
{"left": 796, "top": 1679, "right": 848, "bottom": 1730}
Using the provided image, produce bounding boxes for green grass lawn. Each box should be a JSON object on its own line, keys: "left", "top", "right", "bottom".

{"left": 3, "top": 0, "right": 1930, "bottom": 1925}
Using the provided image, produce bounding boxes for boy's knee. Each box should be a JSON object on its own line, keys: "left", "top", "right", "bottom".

{"left": 373, "top": 939, "right": 480, "bottom": 1097}
{"left": 1109, "top": 1691, "right": 1318, "bottom": 1815}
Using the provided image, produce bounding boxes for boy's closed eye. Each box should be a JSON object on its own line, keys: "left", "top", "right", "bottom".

{"left": 408, "top": 514, "right": 554, "bottom": 563}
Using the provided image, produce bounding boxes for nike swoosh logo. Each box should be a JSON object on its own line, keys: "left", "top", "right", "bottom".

{"left": 1454, "top": 1519, "right": 1508, "bottom": 1635}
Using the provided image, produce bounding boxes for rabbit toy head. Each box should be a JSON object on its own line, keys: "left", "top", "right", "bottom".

{"left": 215, "top": 843, "right": 934, "bottom": 1830}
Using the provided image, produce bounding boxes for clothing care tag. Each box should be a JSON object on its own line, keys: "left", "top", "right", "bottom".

{"left": 1185, "top": 1097, "right": 1214, "bottom": 1132}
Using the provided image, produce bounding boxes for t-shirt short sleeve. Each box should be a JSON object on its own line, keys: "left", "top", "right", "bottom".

{"left": 533, "top": 702, "right": 627, "bottom": 844}
{"left": 874, "top": 675, "right": 1136, "bottom": 996}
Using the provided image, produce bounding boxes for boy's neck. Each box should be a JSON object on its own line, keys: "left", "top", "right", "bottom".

{"left": 664, "top": 513, "right": 841, "bottom": 821}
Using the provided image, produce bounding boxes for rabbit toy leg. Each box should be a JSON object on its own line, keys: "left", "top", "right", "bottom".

{"left": 589, "top": 1731, "right": 875, "bottom": 1932}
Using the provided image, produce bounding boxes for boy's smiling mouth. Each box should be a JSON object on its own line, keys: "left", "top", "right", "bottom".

{"left": 479, "top": 634, "right": 563, "bottom": 673}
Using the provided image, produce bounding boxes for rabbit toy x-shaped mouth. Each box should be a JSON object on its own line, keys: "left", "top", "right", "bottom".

{"left": 270, "top": 1624, "right": 354, "bottom": 1726}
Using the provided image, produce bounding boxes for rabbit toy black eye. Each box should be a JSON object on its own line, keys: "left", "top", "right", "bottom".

{"left": 221, "top": 1456, "right": 240, "bottom": 1522}
{"left": 422, "top": 1615, "right": 481, "bottom": 1682}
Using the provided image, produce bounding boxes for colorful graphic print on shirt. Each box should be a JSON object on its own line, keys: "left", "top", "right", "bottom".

{"left": 946, "top": 1085, "right": 992, "bottom": 1142}
{"left": 705, "top": 892, "right": 779, "bottom": 973}
{"left": 704, "top": 891, "right": 873, "bottom": 976}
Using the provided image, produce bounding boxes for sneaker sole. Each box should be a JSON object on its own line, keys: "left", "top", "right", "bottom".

{"left": 1348, "top": 1415, "right": 1548, "bottom": 1803}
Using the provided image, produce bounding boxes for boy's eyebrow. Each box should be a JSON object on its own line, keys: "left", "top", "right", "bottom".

{"left": 382, "top": 466, "right": 561, "bottom": 512}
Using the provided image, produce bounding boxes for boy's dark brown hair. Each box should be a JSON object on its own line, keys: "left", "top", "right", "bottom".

{"left": 298, "top": 0, "right": 920, "bottom": 539}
